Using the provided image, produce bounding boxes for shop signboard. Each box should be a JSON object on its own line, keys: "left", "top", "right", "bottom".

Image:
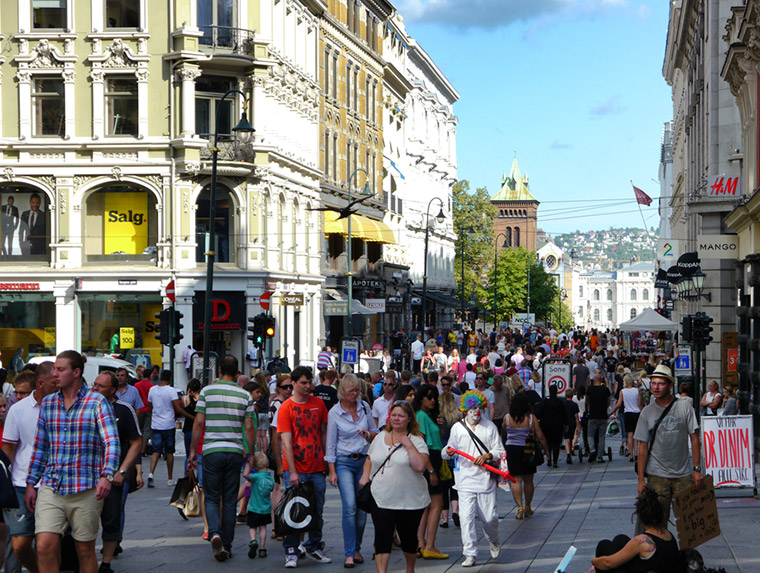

{"left": 193, "top": 291, "right": 245, "bottom": 331}
{"left": 119, "top": 327, "right": 135, "bottom": 349}
{"left": 697, "top": 235, "right": 738, "bottom": 259}
{"left": 365, "top": 299, "right": 385, "bottom": 313}
{"left": 656, "top": 239, "right": 680, "bottom": 263}
{"left": 324, "top": 300, "right": 347, "bottom": 316}
{"left": 707, "top": 174, "right": 739, "bottom": 197}
{"left": 103, "top": 192, "right": 148, "bottom": 255}
{"left": 701, "top": 415, "right": 755, "bottom": 488}
{"left": 280, "top": 293, "right": 304, "bottom": 306}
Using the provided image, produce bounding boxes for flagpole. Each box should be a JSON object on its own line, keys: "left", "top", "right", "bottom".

{"left": 631, "top": 180, "right": 650, "bottom": 232}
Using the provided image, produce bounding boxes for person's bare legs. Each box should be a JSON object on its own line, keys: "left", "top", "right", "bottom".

{"left": 628, "top": 432, "right": 636, "bottom": 461}
{"left": 423, "top": 493, "right": 443, "bottom": 552}
{"left": 36, "top": 532, "right": 61, "bottom": 573}
{"left": 11, "top": 536, "right": 38, "bottom": 573}
{"left": 73, "top": 540, "right": 97, "bottom": 573}
{"left": 510, "top": 476, "right": 524, "bottom": 507}
{"left": 403, "top": 551, "right": 416, "bottom": 573}
{"left": 149, "top": 452, "right": 160, "bottom": 475}
{"left": 523, "top": 475, "right": 535, "bottom": 509}
{"left": 101, "top": 540, "right": 118, "bottom": 565}
{"left": 375, "top": 552, "right": 390, "bottom": 573}
{"left": 165, "top": 453, "right": 174, "bottom": 481}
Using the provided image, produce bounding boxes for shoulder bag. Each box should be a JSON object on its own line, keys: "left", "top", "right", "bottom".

{"left": 458, "top": 419, "right": 500, "bottom": 483}
{"left": 523, "top": 415, "right": 545, "bottom": 467}
{"left": 640, "top": 399, "right": 675, "bottom": 476}
{"left": 356, "top": 441, "right": 402, "bottom": 514}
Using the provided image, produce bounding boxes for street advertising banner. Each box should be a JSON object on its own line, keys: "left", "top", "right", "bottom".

{"left": 104, "top": 192, "right": 148, "bottom": 255}
{"left": 702, "top": 415, "right": 755, "bottom": 488}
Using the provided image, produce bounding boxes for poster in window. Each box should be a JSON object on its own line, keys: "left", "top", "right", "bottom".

{"left": 103, "top": 192, "right": 148, "bottom": 255}
{"left": 0, "top": 189, "right": 49, "bottom": 258}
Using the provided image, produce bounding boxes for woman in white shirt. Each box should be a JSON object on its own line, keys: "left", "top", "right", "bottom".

{"left": 611, "top": 375, "right": 642, "bottom": 463}
{"left": 360, "top": 401, "right": 430, "bottom": 573}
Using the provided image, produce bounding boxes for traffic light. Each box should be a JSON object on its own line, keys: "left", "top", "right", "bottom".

{"left": 173, "top": 310, "right": 184, "bottom": 345}
{"left": 691, "top": 312, "right": 714, "bottom": 350}
{"left": 701, "top": 313, "right": 714, "bottom": 347}
{"left": 248, "top": 313, "right": 265, "bottom": 347}
{"left": 263, "top": 315, "right": 276, "bottom": 338}
{"left": 681, "top": 315, "right": 693, "bottom": 343}
{"left": 154, "top": 309, "right": 171, "bottom": 346}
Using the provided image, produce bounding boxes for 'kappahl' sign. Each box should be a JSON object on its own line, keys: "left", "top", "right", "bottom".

{"left": 698, "top": 235, "right": 738, "bottom": 259}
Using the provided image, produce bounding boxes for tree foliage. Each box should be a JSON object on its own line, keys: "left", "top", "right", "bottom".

{"left": 452, "top": 180, "right": 495, "bottom": 316}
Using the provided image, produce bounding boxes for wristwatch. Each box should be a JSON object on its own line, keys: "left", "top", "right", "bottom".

{"left": 103, "top": 474, "right": 114, "bottom": 482}
{"left": 119, "top": 469, "right": 127, "bottom": 476}
{"left": 693, "top": 465, "right": 702, "bottom": 473}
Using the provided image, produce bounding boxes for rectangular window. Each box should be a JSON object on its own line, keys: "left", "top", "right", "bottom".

{"left": 324, "top": 130, "right": 330, "bottom": 180}
{"left": 324, "top": 47, "right": 330, "bottom": 98}
{"left": 105, "top": 77, "right": 138, "bottom": 136}
{"left": 332, "top": 134, "right": 337, "bottom": 182}
{"left": 353, "top": 67, "right": 358, "bottom": 112}
{"left": 195, "top": 75, "right": 233, "bottom": 138}
{"left": 32, "top": 78, "right": 65, "bottom": 137}
{"left": 332, "top": 53, "right": 338, "bottom": 100}
{"left": 106, "top": 0, "right": 140, "bottom": 28}
{"left": 346, "top": 62, "right": 351, "bottom": 108}
{"left": 371, "top": 81, "right": 377, "bottom": 123}
{"left": 346, "top": 141, "right": 351, "bottom": 181}
{"left": 33, "top": 0, "right": 67, "bottom": 29}
{"left": 365, "top": 76, "right": 370, "bottom": 118}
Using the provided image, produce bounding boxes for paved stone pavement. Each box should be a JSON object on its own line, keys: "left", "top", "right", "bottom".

{"left": 102, "top": 434, "right": 757, "bottom": 572}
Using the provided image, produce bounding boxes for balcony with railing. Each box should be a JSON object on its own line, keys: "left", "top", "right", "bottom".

{"left": 199, "top": 134, "right": 256, "bottom": 163}
{"left": 199, "top": 26, "right": 255, "bottom": 57}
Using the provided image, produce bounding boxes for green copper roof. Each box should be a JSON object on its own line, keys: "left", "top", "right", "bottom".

{"left": 491, "top": 157, "right": 538, "bottom": 203}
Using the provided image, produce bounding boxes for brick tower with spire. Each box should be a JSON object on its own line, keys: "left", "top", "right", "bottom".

{"left": 491, "top": 156, "right": 539, "bottom": 251}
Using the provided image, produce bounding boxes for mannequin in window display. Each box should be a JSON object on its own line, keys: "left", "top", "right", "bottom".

{"left": 1, "top": 196, "right": 19, "bottom": 256}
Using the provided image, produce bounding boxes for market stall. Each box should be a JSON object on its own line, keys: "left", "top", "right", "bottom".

{"left": 618, "top": 308, "right": 677, "bottom": 368}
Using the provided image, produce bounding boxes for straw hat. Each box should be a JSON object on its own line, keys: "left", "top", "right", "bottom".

{"left": 650, "top": 364, "right": 674, "bottom": 384}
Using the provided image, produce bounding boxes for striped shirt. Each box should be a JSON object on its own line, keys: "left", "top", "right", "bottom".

{"left": 196, "top": 379, "right": 255, "bottom": 456}
{"left": 27, "top": 384, "right": 120, "bottom": 496}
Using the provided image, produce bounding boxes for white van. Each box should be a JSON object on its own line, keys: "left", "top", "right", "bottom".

{"left": 26, "top": 355, "right": 137, "bottom": 385}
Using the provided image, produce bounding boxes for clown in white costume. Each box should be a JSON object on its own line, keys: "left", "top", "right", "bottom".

{"left": 442, "top": 391, "right": 505, "bottom": 567}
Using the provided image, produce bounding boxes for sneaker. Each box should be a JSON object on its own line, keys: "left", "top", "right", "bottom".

{"left": 167, "top": 479, "right": 176, "bottom": 486}
{"left": 440, "top": 520, "right": 449, "bottom": 528}
{"left": 147, "top": 474, "right": 154, "bottom": 488}
{"left": 489, "top": 542, "right": 500, "bottom": 559}
{"left": 588, "top": 451, "right": 597, "bottom": 463}
{"left": 248, "top": 540, "right": 259, "bottom": 559}
{"left": 99, "top": 563, "right": 114, "bottom": 573}
{"left": 297, "top": 544, "right": 306, "bottom": 559}
{"left": 566, "top": 454, "right": 573, "bottom": 465}
{"left": 462, "top": 555, "right": 477, "bottom": 567}
{"left": 306, "top": 549, "right": 332, "bottom": 564}
{"left": 211, "top": 535, "right": 227, "bottom": 562}
{"left": 285, "top": 554, "right": 298, "bottom": 568}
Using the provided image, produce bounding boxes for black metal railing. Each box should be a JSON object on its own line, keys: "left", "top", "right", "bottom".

{"left": 199, "top": 25, "right": 255, "bottom": 55}
{"left": 199, "top": 134, "right": 256, "bottom": 163}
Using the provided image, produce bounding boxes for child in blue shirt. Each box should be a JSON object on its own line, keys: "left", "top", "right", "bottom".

{"left": 244, "top": 452, "right": 275, "bottom": 558}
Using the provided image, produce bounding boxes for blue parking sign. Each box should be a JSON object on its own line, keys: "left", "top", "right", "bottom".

{"left": 675, "top": 344, "right": 691, "bottom": 372}
{"left": 341, "top": 338, "right": 360, "bottom": 365}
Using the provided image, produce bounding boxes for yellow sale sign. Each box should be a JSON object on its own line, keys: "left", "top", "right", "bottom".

{"left": 103, "top": 193, "right": 148, "bottom": 255}
{"left": 120, "top": 327, "right": 135, "bottom": 349}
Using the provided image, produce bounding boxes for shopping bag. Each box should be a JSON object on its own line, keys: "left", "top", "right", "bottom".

{"left": 184, "top": 488, "right": 201, "bottom": 517}
{"left": 607, "top": 419, "right": 620, "bottom": 436}
{"left": 169, "top": 474, "right": 192, "bottom": 509}
{"left": 274, "top": 481, "right": 318, "bottom": 537}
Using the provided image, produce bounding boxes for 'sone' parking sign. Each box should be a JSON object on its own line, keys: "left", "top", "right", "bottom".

{"left": 675, "top": 344, "right": 691, "bottom": 373}
{"left": 341, "top": 339, "right": 359, "bottom": 365}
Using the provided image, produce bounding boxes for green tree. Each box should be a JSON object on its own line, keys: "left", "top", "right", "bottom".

{"left": 453, "top": 180, "right": 495, "bottom": 321}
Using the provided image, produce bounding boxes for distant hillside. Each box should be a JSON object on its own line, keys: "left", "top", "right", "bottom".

{"left": 551, "top": 227, "right": 657, "bottom": 270}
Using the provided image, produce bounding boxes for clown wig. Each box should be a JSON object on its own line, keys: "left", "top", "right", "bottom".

{"left": 460, "top": 390, "right": 488, "bottom": 413}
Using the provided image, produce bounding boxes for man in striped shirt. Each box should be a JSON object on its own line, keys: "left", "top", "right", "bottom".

{"left": 188, "top": 354, "right": 256, "bottom": 562}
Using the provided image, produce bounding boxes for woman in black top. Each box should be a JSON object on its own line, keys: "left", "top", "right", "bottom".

{"left": 591, "top": 487, "right": 680, "bottom": 572}
{"left": 536, "top": 385, "right": 569, "bottom": 468}
{"left": 182, "top": 377, "right": 201, "bottom": 472}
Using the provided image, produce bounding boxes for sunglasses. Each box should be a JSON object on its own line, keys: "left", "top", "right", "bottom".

{"left": 383, "top": 383, "right": 395, "bottom": 387}
{"left": 278, "top": 384, "right": 293, "bottom": 390}
{"left": 14, "top": 390, "right": 31, "bottom": 396}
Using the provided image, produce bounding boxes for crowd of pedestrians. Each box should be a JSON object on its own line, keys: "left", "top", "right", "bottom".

{"left": 0, "top": 321, "right": 729, "bottom": 571}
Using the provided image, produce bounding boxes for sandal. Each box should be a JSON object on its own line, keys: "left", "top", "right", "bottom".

{"left": 259, "top": 548, "right": 267, "bottom": 558}
{"left": 515, "top": 506, "right": 524, "bottom": 520}
{"left": 524, "top": 506, "right": 534, "bottom": 517}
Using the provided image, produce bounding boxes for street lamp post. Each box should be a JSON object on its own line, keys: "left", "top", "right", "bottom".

{"left": 459, "top": 226, "right": 474, "bottom": 328}
{"left": 345, "top": 168, "right": 373, "bottom": 337}
{"left": 493, "top": 233, "right": 508, "bottom": 332}
{"left": 202, "top": 89, "right": 255, "bottom": 385}
{"left": 421, "top": 197, "right": 446, "bottom": 334}
{"left": 559, "top": 288, "right": 567, "bottom": 329}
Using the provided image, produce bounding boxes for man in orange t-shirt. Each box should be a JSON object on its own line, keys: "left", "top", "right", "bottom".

{"left": 277, "top": 366, "right": 330, "bottom": 567}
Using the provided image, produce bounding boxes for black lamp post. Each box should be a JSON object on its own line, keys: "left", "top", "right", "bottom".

{"left": 459, "top": 226, "right": 474, "bottom": 327}
{"left": 421, "top": 197, "right": 446, "bottom": 334}
{"left": 345, "top": 168, "right": 373, "bottom": 337}
{"left": 493, "top": 233, "right": 508, "bottom": 331}
{"left": 202, "top": 89, "right": 254, "bottom": 385}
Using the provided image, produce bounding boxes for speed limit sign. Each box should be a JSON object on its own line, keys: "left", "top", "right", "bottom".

{"left": 541, "top": 359, "right": 572, "bottom": 396}
{"left": 548, "top": 375, "right": 568, "bottom": 394}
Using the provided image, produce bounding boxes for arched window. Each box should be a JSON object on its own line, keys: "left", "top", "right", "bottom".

{"left": 606, "top": 289, "right": 613, "bottom": 301}
{"left": 593, "top": 308, "right": 600, "bottom": 322}
{"left": 630, "top": 289, "right": 637, "bottom": 301}
{"left": 514, "top": 227, "right": 520, "bottom": 247}
{"left": 0, "top": 184, "right": 51, "bottom": 262}
{"left": 593, "top": 289, "right": 600, "bottom": 301}
{"left": 196, "top": 184, "right": 235, "bottom": 263}
{"left": 643, "top": 288, "right": 649, "bottom": 301}
{"left": 85, "top": 183, "right": 157, "bottom": 263}
{"left": 607, "top": 309, "right": 613, "bottom": 322}
{"left": 630, "top": 308, "right": 637, "bottom": 319}
{"left": 505, "top": 227, "right": 511, "bottom": 247}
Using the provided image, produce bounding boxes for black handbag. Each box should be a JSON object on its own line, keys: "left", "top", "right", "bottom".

{"left": 0, "top": 450, "right": 18, "bottom": 508}
{"left": 356, "top": 443, "right": 402, "bottom": 513}
{"left": 523, "top": 415, "right": 544, "bottom": 467}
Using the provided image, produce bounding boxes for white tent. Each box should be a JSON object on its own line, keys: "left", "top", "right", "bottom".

{"left": 618, "top": 307, "right": 677, "bottom": 332}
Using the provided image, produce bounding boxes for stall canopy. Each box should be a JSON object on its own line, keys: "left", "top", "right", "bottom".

{"left": 618, "top": 308, "right": 677, "bottom": 332}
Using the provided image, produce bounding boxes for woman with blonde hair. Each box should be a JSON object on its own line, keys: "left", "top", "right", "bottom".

{"left": 447, "top": 348, "right": 460, "bottom": 372}
{"left": 611, "top": 374, "right": 642, "bottom": 463}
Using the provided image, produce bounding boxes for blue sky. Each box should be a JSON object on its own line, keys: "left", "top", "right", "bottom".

{"left": 396, "top": 0, "right": 670, "bottom": 236}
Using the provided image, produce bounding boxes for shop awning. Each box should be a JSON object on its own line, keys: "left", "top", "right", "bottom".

{"left": 324, "top": 211, "right": 396, "bottom": 244}
{"left": 618, "top": 307, "right": 677, "bottom": 332}
{"left": 415, "top": 290, "right": 477, "bottom": 309}
{"left": 324, "top": 288, "right": 377, "bottom": 314}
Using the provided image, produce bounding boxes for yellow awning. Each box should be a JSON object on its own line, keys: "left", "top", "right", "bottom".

{"left": 324, "top": 211, "right": 396, "bottom": 244}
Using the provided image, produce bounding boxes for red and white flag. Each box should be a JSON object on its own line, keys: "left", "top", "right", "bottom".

{"left": 633, "top": 184, "right": 652, "bottom": 206}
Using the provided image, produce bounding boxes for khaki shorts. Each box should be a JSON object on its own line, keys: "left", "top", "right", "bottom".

{"left": 646, "top": 474, "right": 693, "bottom": 529}
{"left": 35, "top": 485, "right": 103, "bottom": 542}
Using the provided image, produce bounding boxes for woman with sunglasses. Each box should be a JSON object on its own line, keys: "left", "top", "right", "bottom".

{"left": 326, "top": 374, "right": 378, "bottom": 568}
{"left": 412, "top": 385, "right": 447, "bottom": 560}
{"left": 268, "top": 375, "right": 292, "bottom": 526}
{"left": 360, "top": 401, "right": 430, "bottom": 573}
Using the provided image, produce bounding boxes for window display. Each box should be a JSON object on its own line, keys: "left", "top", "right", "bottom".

{"left": 0, "top": 187, "right": 50, "bottom": 260}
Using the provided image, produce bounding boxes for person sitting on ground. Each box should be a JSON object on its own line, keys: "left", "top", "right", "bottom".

{"left": 591, "top": 487, "right": 680, "bottom": 572}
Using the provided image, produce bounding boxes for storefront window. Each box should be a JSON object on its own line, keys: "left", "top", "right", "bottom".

{"left": 0, "top": 292, "right": 56, "bottom": 364}
{"left": 84, "top": 184, "right": 158, "bottom": 263}
{"left": 196, "top": 184, "right": 235, "bottom": 264}
{"left": 0, "top": 185, "right": 51, "bottom": 262}
{"left": 80, "top": 294, "right": 162, "bottom": 367}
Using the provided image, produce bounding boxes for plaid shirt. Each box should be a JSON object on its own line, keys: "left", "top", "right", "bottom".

{"left": 519, "top": 367, "right": 533, "bottom": 389}
{"left": 27, "top": 384, "right": 120, "bottom": 496}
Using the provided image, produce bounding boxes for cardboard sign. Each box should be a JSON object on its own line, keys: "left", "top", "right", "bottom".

{"left": 702, "top": 415, "right": 755, "bottom": 487}
{"left": 672, "top": 475, "right": 720, "bottom": 549}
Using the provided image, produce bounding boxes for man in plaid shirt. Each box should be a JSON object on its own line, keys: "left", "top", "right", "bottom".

{"left": 24, "top": 350, "right": 120, "bottom": 573}
{"left": 519, "top": 361, "right": 533, "bottom": 389}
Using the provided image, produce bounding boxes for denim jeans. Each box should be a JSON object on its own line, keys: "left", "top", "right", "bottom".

{"left": 282, "top": 470, "right": 326, "bottom": 554}
{"left": 203, "top": 452, "right": 243, "bottom": 551}
{"left": 335, "top": 456, "right": 367, "bottom": 558}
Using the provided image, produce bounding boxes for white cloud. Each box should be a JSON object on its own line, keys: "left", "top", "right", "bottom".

{"left": 551, "top": 140, "right": 572, "bottom": 149}
{"left": 395, "top": 0, "right": 635, "bottom": 29}
{"left": 589, "top": 95, "right": 626, "bottom": 116}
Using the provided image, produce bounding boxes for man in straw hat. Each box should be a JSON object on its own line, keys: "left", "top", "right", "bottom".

{"left": 633, "top": 363, "right": 703, "bottom": 529}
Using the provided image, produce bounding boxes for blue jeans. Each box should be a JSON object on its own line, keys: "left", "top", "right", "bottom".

{"left": 203, "top": 452, "right": 243, "bottom": 551}
{"left": 282, "top": 471, "right": 326, "bottom": 554}
{"left": 335, "top": 456, "right": 367, "bottom": 558}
